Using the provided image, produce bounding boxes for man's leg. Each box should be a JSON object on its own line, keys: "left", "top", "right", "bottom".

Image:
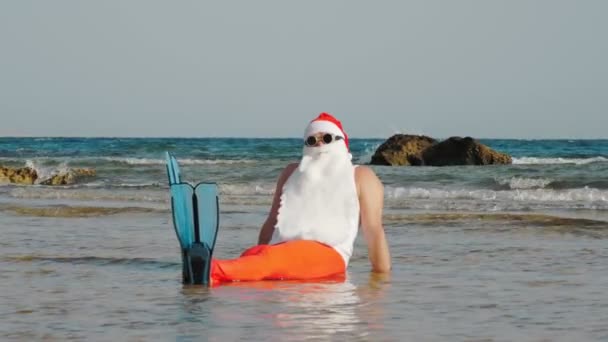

{"left": 211, "top": 240, "right": 345, "bottom": 283}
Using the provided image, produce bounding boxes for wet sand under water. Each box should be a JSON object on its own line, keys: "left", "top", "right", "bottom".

{"left": 1, "top": 207, "right": 608, "bottom": 341}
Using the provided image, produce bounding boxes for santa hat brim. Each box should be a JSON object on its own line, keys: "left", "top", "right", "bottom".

{"left": 304, "top": 121, "right": 345, "bottom": 138}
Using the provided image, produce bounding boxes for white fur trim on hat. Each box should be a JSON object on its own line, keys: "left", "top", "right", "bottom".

{"left": 303, "top": 120, "right": 344, "bottom": 139}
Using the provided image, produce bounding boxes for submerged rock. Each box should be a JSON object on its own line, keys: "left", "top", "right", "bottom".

{"left": 0, "top": 165, "right": 96, "bottom": 185}
{"left": 370, "top": 134, "right": 437, "bottom": 166}
{"left": 0, "top": 166, "right": 38, "bottom": 185}
{"left": 39, "top": 168, "right": 97, "bottom": 185}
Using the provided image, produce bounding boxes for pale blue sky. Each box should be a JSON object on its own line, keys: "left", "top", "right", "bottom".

{"left": 1, "top": 1, "right": 606, "bottom": 138}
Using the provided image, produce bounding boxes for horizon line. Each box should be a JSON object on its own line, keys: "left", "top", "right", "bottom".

{"left": 1, "top": 135, "right": 607, "bottom": 140}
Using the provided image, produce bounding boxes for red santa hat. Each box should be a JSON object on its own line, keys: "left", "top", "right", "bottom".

{"left": 304, "top": 113, "right": 349, "bottom": 150}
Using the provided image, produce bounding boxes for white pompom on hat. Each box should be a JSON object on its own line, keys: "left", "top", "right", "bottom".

{"left": 303, "top": 112, "right": 349, "bottom": 150}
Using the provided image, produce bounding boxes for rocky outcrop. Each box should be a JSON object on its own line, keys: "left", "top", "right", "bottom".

{"left": 422, "top": 137, "right": 512, "bottom": 166}
{"left": 370, "top": 135, "right": 512, "bottom": 166}
{"left": 39, "top": 168, "right": 97, "bottom": 185}
{"left": 0, "top": 166, "right": 38, "bottom": 185}
{"left": 370, "top": 134, "right": 437, "bottom": 166}
{"left": 0, "top": 166, "right": 96, "bottom": 185}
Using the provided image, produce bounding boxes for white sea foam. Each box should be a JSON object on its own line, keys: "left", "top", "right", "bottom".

{"left": 385, "top": 186, "right": 608, "bottom": 203}
{"left": 25, "top": 159, "right": 72, "bottom": 183}
{"left": 496, "top": 177, "right": 553, "bottom": 190}
{"left": 6, "top": 183, "right": 276, "bottom": 203}
{"left": 2, "top": 156, "right": 258, "bottom": 166}
{"left": 0, "top": 156, "right": 70, "bottom": 162}
{"left": 218, "top": 183, "right": 275, "bottom": 196}
{"left": 513, "top": 156, "right": 607, "bottom": 165}
{"left": 384, "top": 186, "right": 608, "bottom": 211}
{"left": 114, "top": 182, "right": 163, "bottom": 188}
{"left": 101, "top": 157, "right": 257, "bottom": 165}
{"left": 6, "top": 181, "right": 608, "bottom": 211}
{"left": 359, "top": 143, "right": 381, "bottom": 164}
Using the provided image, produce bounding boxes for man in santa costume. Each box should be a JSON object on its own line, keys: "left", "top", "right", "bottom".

{"left": 210, "top": 113, "right": 391, "bottom": 283}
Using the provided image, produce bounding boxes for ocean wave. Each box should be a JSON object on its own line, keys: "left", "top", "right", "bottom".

{"left": 1, "top": 156, "right": 259, "bottom": 166}
{"left": 100, "top": 157, "right": 258, "bottom": 165}
{"left": 25, "top": 159, "right": 69, "bottom": 182}
{"left": 218, "top": 183, "right": 275, "bottom": 196}
{"left": 1, "top": 181, "right": 164, "bottom": 190}
{"left": 386, "top": 187, "right": 608, "bottom": 205}
{"left": 7, "top": 182, "right": 608, "bottom": 210}
{"left": 109, "top": 182, "right": 164, "bottom": 189}
{"left": 221, "top": 196, "right": 273, "bottom": 206}
{"left": 0, "top": 157, "right": 24, "bottom": 163}
{"left": 513, "top": 156, "right": 608, "bottom": 165}
{"left": 358, "top": 142, "right": 382, "bottom": 164}
{"left": 0, "top": 160, "right": 97, "bottom": 186}
{"left": 6, "top": 184, "right": 275, "bottom": 204}
{"left": 6, "top": 156, "right": 606, "bottom": 167}
{"left": 495, "top": 177, "right": 553, "bottom": 190}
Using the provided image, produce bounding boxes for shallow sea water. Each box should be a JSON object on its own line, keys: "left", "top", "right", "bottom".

{"left": 1, "top": 138, "right": 607, "bottom": 341}
{"left": 2, "top": 205, "right": 607, "bottom": 341}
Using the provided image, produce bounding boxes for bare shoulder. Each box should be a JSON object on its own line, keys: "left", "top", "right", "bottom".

{"left": 276, "top": 163, "right": 298, "bottom": 186}
{"left": 355, "top": 165, "right": 377, "bottom": 179}
{"left": 282, "top": 163, "right": 299, "bottom": 177}
{"left": 285, "top": 162, "right": 299, "bottom": 172}
{"left": 354, "top": 165, "right": 383, "bottom": 195}
{"left": 355, "top": 165, "right": 381, "bottom": 184}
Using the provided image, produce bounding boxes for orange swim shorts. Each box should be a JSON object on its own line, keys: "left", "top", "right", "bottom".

{"left": 210, "top": 240, "right": 346, "bottom": 284}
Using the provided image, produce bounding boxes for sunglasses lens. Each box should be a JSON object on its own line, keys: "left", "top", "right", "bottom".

{"left": 305, "top": 134, "right": 344, "bottom": 146}
{"left": 305, "top": 136, "right": 317, "bottom": 146}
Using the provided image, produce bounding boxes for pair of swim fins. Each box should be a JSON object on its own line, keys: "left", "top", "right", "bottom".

{"left": 166, "top": 152, "right": 219, "bottom": 285}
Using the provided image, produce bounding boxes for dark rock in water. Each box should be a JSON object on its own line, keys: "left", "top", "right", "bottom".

{"left": 39, "top": 168, "right": 97, "bottom": 185}
{"left": 422, "top": 136, "right": 512, "bottom": 166}
{"left": 370, "top": 134, "right": 437, "bottom": 166}
{"left": 0, "top": 166, "right": 96, "bottom": 185}
{"left": 0, "top": 166, "right": 38, "bottom": 185}
{"left": 370, "top": 135, "right": 512, "bottom": 167}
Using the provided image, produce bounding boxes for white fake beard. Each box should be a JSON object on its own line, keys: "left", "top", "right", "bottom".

{"left": 298, "top": 142, "right": 353, "bottom": 183}
{"left": 273, "top": 141, "right": 357, "bottom": 246}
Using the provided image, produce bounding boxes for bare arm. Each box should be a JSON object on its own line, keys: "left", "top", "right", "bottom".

{"left": 356, "top": 166, "right": 391, "bottom": 273}
{"left": 257, "top": 163, "right": 298, "bottom": 245}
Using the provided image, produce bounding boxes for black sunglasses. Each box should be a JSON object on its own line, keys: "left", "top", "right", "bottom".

{"left": 304, "top": 133, "right": 344, "bottom": 147}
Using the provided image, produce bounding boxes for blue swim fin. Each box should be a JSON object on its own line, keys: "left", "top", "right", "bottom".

{"left": 194, "top": 183, "right": 219, "bottom": 252}
{"left": 169, "top": 183, "right": 195, "bottom": 249}
{"left": 166, "top": 152, "right": 220, "bottom": 285}
{"left": 165, "top": 152, "right": 180, "bottom": 184}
